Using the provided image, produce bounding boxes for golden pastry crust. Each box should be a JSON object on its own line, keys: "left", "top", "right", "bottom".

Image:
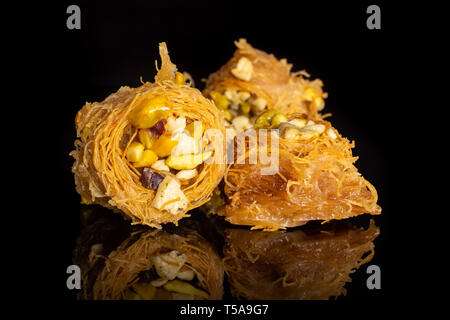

{"left": 71, "top": 43, "right": 226, "bottom": 228}
{"left": 204, "top": 39, "right": 326, "bottom": 119}
{"left": 221, "top": 118, "right": 381, "bottom": 230}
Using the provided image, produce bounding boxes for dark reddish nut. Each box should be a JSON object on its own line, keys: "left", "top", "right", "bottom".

{"left": 149, "top": 119, "right": 167, "bottom": 138}
{"left": 140, "top": 168, "right": 164, "bottom": 190}
{"left": 138, "top": 267, "right": 159, "bottom": 283}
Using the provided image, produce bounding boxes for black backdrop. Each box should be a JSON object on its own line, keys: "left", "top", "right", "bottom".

{"left": 10, "top": 0, "right": 427, "bottom": 315}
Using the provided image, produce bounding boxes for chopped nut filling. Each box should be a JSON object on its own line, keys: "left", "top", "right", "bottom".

{"left": 124, "top": 250, "right": 209, "bottom": 300}
{"left": 151, "top": 159, "right": 170, "bottom": 172}
{"left": 152, "top": 176, "right": 189, "bottom": 215}
{"left": 208, "top": 89, "right": 275, "bottom": 133}
{"left": 208, "top": 82, "right": 325, "bottom": 135}
{"left": 176, "top": 169, "right": 198, "bottom": 181}
{"left": 279, "top": 118, "right": 327, "bottom": 140}
{"left": 125, "top": 94, "right": 214, "bottom": 215}
{"left": 140, "top": 168, "right": 164, "bottom": 190}
{"left": 231, "top": 57, "right": 253, "bottom": 81}
{"left": 151, "top": 251, "right": 187, "bottom": 280}
{"left": 148, "top": 119, "right": 167, "bottom": 137}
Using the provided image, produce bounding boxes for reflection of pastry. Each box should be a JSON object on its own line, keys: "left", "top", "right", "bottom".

{"left": 223, "top": 221, "right": 379, "bottom": 300}
{"left": 73, "top": 207, "right": 132, "bottom": 300}
{"left": 75, "top": 223, "right": 224, "bottom": 300}
{"left": 71, "top": 43, "right": 225, "bottom": 228}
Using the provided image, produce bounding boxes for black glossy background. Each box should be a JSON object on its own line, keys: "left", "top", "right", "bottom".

{"left": 14, "top": 0, "right": 424, "bottom": 315}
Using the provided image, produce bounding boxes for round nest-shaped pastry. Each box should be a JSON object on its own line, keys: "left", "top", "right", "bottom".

{"left": 203, "top": 38, "right": 326, "bottom": 120}
{"left": 71, "top": 43, "right": 226, "bottom": 228}
{"left": 91, "top": 228, "right": 224, "bottom": 300}
{"left": 222, "top": 116, "right": 381, "bottom": 230}
{"left": 223, "top": 221, "right": 380, "bottom": 300}
{"left": 72, "top": 207, "right": 132, "bottom": 300}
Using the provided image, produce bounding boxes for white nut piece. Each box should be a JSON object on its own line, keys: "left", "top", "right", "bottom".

{"left": 282, "top": 127, "right": 301, "bottom": 140}
{"left": 151, "top": 250, "right": 187, "bottom": 280}
{"left": 88, "top": 243, "right": 103, "bottom": 264}
{"left": 177, "top": 268, "right": 195, "bottom": 281}
{"left": 150, "top": 278, "right": 168, "bottom": 287}
{"left": 166, "top": 117, "right": 186, "bottom": 137}
{"left": 152, "top": 176, "right": 189, "bottom": 215}
{"left": 327, "top": 128, "right": 337, "bottom": 139}
{"left": 171, "top": 133, "right": 197, "bottom": 156}
{"left": 279, "top": 123, "right": 301, "bottom": 139}
{"left": 289, "top": 118, "right": 307, "bottom": 129}
{"left": 176, "top": 169, "right": 198, "bottom": 181}
{"left": 306, "top": 124, "right": 326, "bottom": 134}
{"left": 279, "top": 123, "right": 316, "bottom": 140}
{"left": 151, "top": 159, "right": 170, "bottom": 172}
{"left": 238, "top": 91, "right": 251, "bottom": 101}
{"left": 224, "top": 89, "right": 241, "bottom": 109}
{"left": 231, "top": 57, "right": 253, "bottom": 81}
{"left": 250, "top": 97, "right": 267, "bottom": 113}
{"left": 232, "top": 115, "right": 252, "bottom": 132}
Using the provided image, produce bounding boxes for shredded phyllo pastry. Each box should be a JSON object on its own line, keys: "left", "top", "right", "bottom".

{"left": 223, "top": 221, "right": 379, "bottom": 299}
{"left": 71, "top": 39, "right": 381, "bottom": 233}
{"left": 203, "top": 38, "right": 327, "bottom": 131}
{"left": 70, "top": 43, "right": 226, "bottom": 228}
{"left": 200, "top": 39, "right": 378, "bottom": 231}
{"left": 221, "top": 115, "right": 381, "bottom": 231}
{"left": 89, "top": 228, "right": 223, "bottom": 300}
